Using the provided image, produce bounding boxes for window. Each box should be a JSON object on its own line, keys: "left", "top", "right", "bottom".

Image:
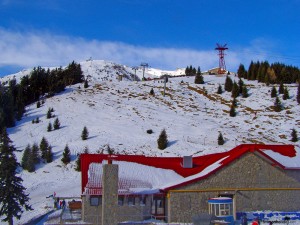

{"left": 90, "top": 196, "right": 101, "bottom": 206}
{"left": 152, "top": 196, "right": 165, "bottom": 215}
{"left": 118, "top": 196, "right": 124, "bottom": 206}
{"left": 128, "top": 196, "right": 135, "bottom": 206}
{"left": 139, "top": 195, "right": 146, "bottom": 206}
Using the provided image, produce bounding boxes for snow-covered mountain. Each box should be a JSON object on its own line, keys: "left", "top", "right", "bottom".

{"left": 1, "top": 60, "right": 300, "bottom": 224}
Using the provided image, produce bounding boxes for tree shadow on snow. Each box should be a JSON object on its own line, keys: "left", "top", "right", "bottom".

{"left": 87, "top": 135, "right": 98, "bottom": 140}
{"left": 168, "top": 140, "right": 178, "bottom": 147}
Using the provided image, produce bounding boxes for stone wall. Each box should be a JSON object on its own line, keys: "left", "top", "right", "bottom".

{"left": 116, "top": 196, "right": 152, "bottom": 222}
{"left": 82, "top": 194, "right": 152, "bottom": 225}
{"left": 82, "top": 195, "right": 102, "bottom": 225}
{"left": 167, "top": 152, "right": 300, "bottom": 223}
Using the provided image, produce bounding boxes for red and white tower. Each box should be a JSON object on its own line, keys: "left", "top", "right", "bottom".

{"left": 215, "top": 43, "right": 228, "bottom": 74}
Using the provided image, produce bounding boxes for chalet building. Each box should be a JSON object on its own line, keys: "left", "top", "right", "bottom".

{"left": 80, "top": 144, "right": 300, "bottom": 225}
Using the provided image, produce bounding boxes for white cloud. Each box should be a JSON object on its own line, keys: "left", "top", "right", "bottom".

{"left": 0, "top": 28, "right": 271, "bottom": 73}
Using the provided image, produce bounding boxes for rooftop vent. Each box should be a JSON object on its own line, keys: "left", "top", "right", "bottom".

{"left": 182, "top": 156, "right": 193, "bottom": 168}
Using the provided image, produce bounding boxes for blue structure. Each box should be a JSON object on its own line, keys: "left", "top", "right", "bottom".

{"left": 208, "top": 197, "right": 235, "bottom": 225}
{"left": 236, "top": 211, "right": 300, "bottom": 223}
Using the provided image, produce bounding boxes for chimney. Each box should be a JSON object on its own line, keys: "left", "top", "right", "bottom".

{"left": 102, "top": 162, "right": 118, "bottom": 225}
{"left": 182, "top": 156, "right": 193, "bottom": 168}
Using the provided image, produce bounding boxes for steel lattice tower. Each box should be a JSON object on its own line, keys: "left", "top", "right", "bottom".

{"left": 215, "top": 43, "right": 228, "bottom": 74}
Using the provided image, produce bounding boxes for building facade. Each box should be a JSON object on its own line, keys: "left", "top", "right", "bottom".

{"left": 80, "top": 144, "right": 300, "bottom": 225}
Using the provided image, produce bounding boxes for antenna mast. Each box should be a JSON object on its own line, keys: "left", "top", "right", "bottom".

{"left": 215, "top": 43, "right": 228, "bottom": 74}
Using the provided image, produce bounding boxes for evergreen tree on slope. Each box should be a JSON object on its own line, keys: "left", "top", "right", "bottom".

{"left": 279, "top": 82, "right": 284, "bottom": 94}
{"left": 194, "top": 67, "right": 204, "bottom": 84}
{"left": 53, "top": 118, "right": 61, "bottom": 130}
{"left": 274, "top": 97, "right": 283, "bottom": 112}
{"left": 271, "top": 86, "right": 277, "bottom": 98}
{"left": 231, "top": 82, "right": 239, "bottom": 98}
{"left": 21, "top": 145, "right": 35, "bottom": 172}
{"left": 291, "top": 129, "right": 298, "bottom": 142}
{"left": 62, "top": 144, "right": 71, "bottom": 165}
{"left": 224, "top": 76, "right": 233, "bottom": 92}
{"left": 40, "top": 137, "right": 49, "bottom": 161}
{"left": 31, "top": 143, "right": 40, "bottom": 164}
{"left": 283, "top": 87, "right": 290, "bottom": 100}
{"left": 0, "top": 128, "right": 32, "bottom": 224}
{"left": 157, "top": 129, "right": 168, "bottom": 150}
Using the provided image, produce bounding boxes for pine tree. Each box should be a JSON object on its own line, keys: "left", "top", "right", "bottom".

{"left": 194, "top": 73, "right": 204, "bottom": 84}
{"left": 297, "top": 83, "right": 300, "bottom": 104}
{"left": 53, "top": 118, "right": 60, "bottom": 130}
{"left": 242, "top": 86, "right": 249, "bottom": 98}
{"left": 271, "top": 86, "right": 277, "bottom": 98}
{"left": 40, "top": 137, "right": 49, "bottom": 161}
{"left": 46, "top": 108, "right": 52, "bottom": 119}
{"left": 185, "top": 66, "right": 189, "bottom": 76}
{"left": 291, "top": 129, "right": 298, "bottom": 142}
{"left": 218, "top": 132, "right": 225, "bottom": 145}
{"left": 157, "top": 129, "right": 168, "bottom": 150}
{"left": 21, "top": 145, "right": 31, "bottom": 170}
{"left": 274, "top": 97, "right": 283, "bottom": 112}
{"left": 36, "top": 101, "right": 41, "bottom": 108}
{"left": 194, "top": 67, "right": 204, "bottom": 84}
{"left": 149, "top": 88, "right": 154, "bottom": 95}
{"left": 231, "top": 82, "right": 239, "bottom": 98}
{"left": 238, "top": 78, "right": 244, "bottom": 94}
{"left": 0, "top": 128, "right": 32, "bottom": 224}
{"left": 283, "top": 87, "right": 289, "bottom": 100}
{"left": 279, "top": 82, "right": 284, "bottom": 94}
{"left": 81, "top": 126, "right": 89, "bottom": 140}
{"left": 224, "top": 76, "right": 233, "bottom": 92}
{"left": 229, "top": 104, "right": 236, "bottom": 117}
{"left": 217, "top": 84, "right": 223, "bottom": 94}
{"left": 61, "top": 144, "right": 71, "bottom": 165}
{"left": 247, "top": 61, "right": 253, "bottom": 80}
{"left": 47, "top": 122, "right": 52, "bottom": 132}
{"left": 31, "top": 143, "right": 40, "bottom": 164}
{"left": 237, "top": 64, "right": 247, "bottom": 78}
{"left": 45, "top": 145, "right": 53, "bottom": 163}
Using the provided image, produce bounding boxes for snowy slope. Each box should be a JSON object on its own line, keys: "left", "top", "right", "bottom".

{"left": 1, "top": 60, "right": 300, "bottom": 224}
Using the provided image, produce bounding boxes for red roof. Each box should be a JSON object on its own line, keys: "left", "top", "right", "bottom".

{"left": 81, "top": 144, "right": 297, "bottom": 193}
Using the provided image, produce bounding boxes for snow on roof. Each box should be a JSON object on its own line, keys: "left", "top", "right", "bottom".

{"left": 261, "top": 146, "right": 300, "bottom": 169}
{"left": 160, "top": 156, "right": 229, "bottom": 190}
{"left": 84, "top": 160, "right": 183, "bottom": 195}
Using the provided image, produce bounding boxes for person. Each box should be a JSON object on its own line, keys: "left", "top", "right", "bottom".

{"left": 252, "top": 218, "right": 259, "bottom": 225}
{"left": 241, "top": 214, "right": 248, "bottom": 225}
{"left": 62, "top": 199, "right": 66, "bottom": 209}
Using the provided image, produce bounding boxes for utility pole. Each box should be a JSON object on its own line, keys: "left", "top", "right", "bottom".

{"left": 140, "top": 63, "right": 149, "bottom": 80}
{"left": 163, "top": 75, "right": 168, "bottom": 97}
{"left": 132, "top": 66, "right": 138, "bottom": 81}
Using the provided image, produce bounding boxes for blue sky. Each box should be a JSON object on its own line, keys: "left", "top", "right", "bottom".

{"left": 1, "top": 0, "right": 300, "bottom": 76}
